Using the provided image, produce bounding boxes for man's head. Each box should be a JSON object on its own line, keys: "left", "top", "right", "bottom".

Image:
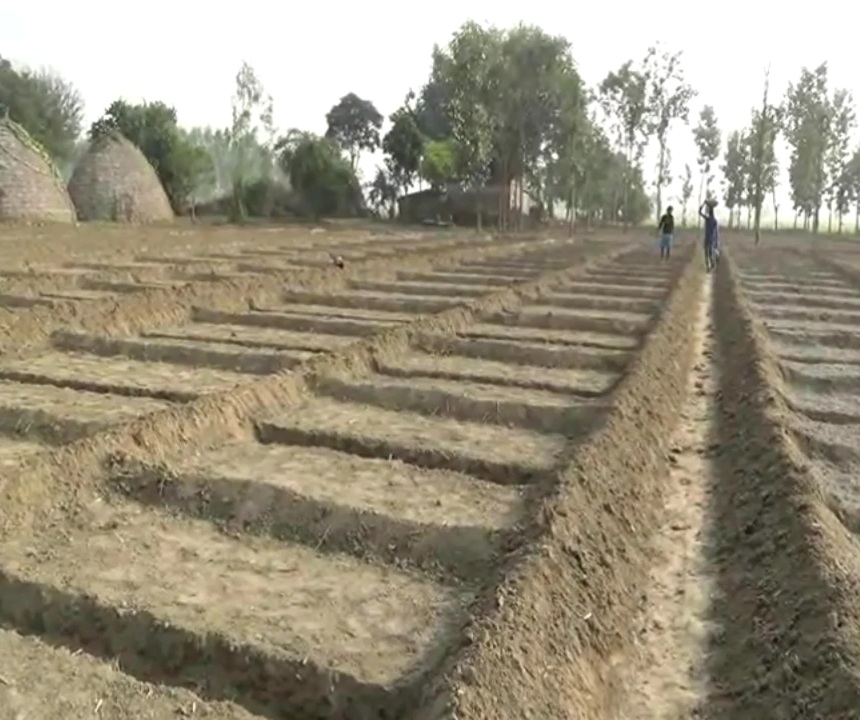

{"left": 667, "top": 205, "right": 673, "bottom": 215}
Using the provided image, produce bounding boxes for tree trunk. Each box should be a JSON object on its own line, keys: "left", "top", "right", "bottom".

{"left": 839, "top": 208, "right": 844, "bottom": 234}
{"left": 813, "top": 205, "right": 820, "bottom": 234}
{"left": 655, "top": 141, "right": 666, "bottom": 224}
{"left": 476, "top": 192, "right": 483, "bottom": 233}
{"left": 746, "top": 205, "right": 752, "bottom": 229}
{"left": 855, "top": 202, "right": 860, "bottom": 234}
{"left": 793, "top": 209, "right": 799, "bottom": 230}
{"left": 696, "top": 172, "right": 705, "bottom": 229}
{"left": 828, "top": 203, "right": 833, "bottom": 233}
{"left": 568, "top": 184, "right": 576, "bottom": 238}
{"left": 622, "top": 141, "right": 632, "bottom": 232}
{"left": 753, "top": 195, "right": 762, "bottom": 245}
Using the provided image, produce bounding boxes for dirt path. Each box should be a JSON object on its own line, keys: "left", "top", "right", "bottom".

{"left": 615, "top": 271, "right": 719, "bottom": 719}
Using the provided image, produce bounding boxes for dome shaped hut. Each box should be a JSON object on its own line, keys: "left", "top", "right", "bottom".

{"left": 0, "top": 118, "right": 77, "bottom": 224}
{"left": 68, "top": 132, "right": 174, "bottom": 222}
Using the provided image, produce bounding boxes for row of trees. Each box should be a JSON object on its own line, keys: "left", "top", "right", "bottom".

{"left": 689, "top": 64, "right": 860, "bottom": 239}
{"left": 3, "top": 40, "right": 860, "bottom": 233}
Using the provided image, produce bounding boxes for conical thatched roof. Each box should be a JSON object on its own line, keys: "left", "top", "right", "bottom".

{"left": 0, "top": 118, "right": 77, "bottom": 224}
{"left": 68, "top": 132, "right": 174, "bottom": 222}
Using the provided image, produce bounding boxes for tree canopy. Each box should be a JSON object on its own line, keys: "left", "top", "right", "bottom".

{"left": 0, "top": 56, "right": 83, "bottom": 167}
{"left": 4, "top": 31, "right": 860, "bottom": 232}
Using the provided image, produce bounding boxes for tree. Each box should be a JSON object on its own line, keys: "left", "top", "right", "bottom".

{"left": 381, "top": 107, "right": 424, "bottom": 195}
{"left": 421, "top": 138, "right": 458, "bottom": 190}
{"left": 693, "top": 106, "right": 721, "bottom": 226}
{"left": 0, "top": 56, "right": 84, "bottom": 163}
{"left": 228, "top": 61, "right": 272, "bottom": 222}
{"left": 848, "top": 146, "right": 860, "bottom": 233}
{"left": 432, "top": 22, "right": 500, "bottom": 230}
{"left": 644, "top": 47, "right": 695, "bottom": 223}
{"left": 680, "top": 163, "right": 694, "bottom": 226}
{"left": 90, "top": 99, "right": 209, "bottom": 212}
{"left": 745, "top": 70, "right": 781, "bottom": 244}
{"left": 600, "top": 60, "right": 651, "bottom": 229}
{"left": 784, "top": 64, "right": 830, "bottom": 233}
{"left": 824, "top": 89, "right": 856, "bottom": 233}
{"left": 325, "top": 93, "right": 383, "bottom": 171}
{"left": 277, "top": 131, "right": 362, "bottom": 220}
{"left": 367, "top": 167, "right": 398, "bottom": 218}
{"left": 722, "top": 130, "right": 746, "bottom": 229}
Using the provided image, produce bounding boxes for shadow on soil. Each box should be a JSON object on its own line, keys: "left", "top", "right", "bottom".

{"left": 701, "top": 253, "right": 860, "bottom": 719}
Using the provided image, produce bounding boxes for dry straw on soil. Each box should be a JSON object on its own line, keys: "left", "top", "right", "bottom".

{"left": 0, "top": 118, "right": 77, "bottom": 224}
{"left": 68, "top": 132, "right": 174, "bottom": 222}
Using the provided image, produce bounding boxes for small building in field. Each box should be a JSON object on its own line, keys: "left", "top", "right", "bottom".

{"left": 398, "top": 180, "right": 537, "bottom": 227}
{"left": 0, "top": 118, "right": 77, "bottom": 224}
{"left": 68, "top": 132, "right": 174, "bottom": 222}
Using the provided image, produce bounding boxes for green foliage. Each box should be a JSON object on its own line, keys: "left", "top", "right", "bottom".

{"left": 367, "top": 168, "right": 398, "bottom": 218}
{"left": 783, "top": 64, "right": 830, "bottom": 230}
{"left": 277, "top": 131, "right": 362, "bottom": 219}
{"left": 421, "top": 139, "right": 458, "bottom": 190}
{"left": 644, "top": 47, "right": 696, "bottom": 221}
{"left": 600, "top": 60, "right": 650, "bottom": 226}
{"left": 722, "top": 130, "right": 747, "bottom": 225}
{"left": 0, "top": 56, "right": 83, "bottom": 163}
{"left": 325, "top": 93, "right": 383, "bottom": 170}
{"left": 229, "top": 61, "right": 273, "bottom": 221}
{"left": 382, "top": 107, "right": 424, "bottom": 192}
{"left": 90, "top": 99, "right": 212, "bottom": 212}
{"left": 432, "top": 22, "right": 499, "bottom": 203}
{"left": 693, "top": 105, "right": 721, "bottom": 204}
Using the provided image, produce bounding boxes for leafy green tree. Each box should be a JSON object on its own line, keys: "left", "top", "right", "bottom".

{"left": 848, "top": 147, "right": 860, "bottom": 233}
{"left": 644, "top": 47, "right": 695, "bottom": 223}
{"left": 277, "top": 131, "right": 362, "bottom": 220}
{"left": 600, "top": 60, "right": 650, "bottom": 229}
{"left": 745, "top": 70, "right": 781, "bottom": 244}
{"left": 367, "top": 167, "right": 399, "bottom": 218}
{"left": 228, "top": 61, "right": 272, "bottom": 222}
{"left": 0, "top": 56, "right": 83, "bottom": 163}
{"left": 693, "top": 105, "right": 721, "bottom": 226}
{"left": 824, "top": 89, "right": 855, "bottom": 232}
{"left": 432, "top": 22, "right": 500, "bottom": 230}
{"left": 325, "top": 93, "right": 383, "bottom": 171}
{"left": 381, "top": 107, "right": 424, "bottom": 194}
{"left": 421, "top": 138, "right": 458, "bottom": 190}
{"left": 722, "top": 130, "right": 746, "bottom": 229}
{"left": 784, "top": 64, "right": 830, "bottom": 232}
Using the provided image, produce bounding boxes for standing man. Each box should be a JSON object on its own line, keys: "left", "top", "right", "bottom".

{"left": 658, "top": 205, "right": 675, "bottom": 260}
{"left": 699, "top": 200, "right": 719, "bottom": 271}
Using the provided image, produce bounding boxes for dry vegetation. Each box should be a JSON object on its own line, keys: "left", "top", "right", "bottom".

{"left": 0, "top": 222, "right": 859, "bottom": 720}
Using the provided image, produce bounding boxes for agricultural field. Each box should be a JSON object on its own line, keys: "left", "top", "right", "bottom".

{"left": 0, "top": 223, "right": 859, "bottom": 719}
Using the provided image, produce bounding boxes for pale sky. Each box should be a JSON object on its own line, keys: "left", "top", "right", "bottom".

{"left": 3, "top": 0, "right": 857, "bottom": 222}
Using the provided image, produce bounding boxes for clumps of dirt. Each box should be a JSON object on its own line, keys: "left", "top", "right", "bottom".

{"left": 700, "top": 252, "right": 860, "bottom": 719}
{"left": 0, "top": 240, "right": 621, "bottom": 540}
{"left": 411, "top": 247, "right": 704, "bottom": 720}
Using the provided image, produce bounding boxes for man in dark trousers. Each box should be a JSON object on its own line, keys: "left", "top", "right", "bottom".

{"left": 699, "top": 200, "right": 719, "bottom": 270}
{"left": 657, "top": 205, "right": 675, "bottom": 260}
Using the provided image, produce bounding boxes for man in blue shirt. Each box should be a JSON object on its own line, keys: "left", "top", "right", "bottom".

{"left": 699, "top": 200, "right": 720, "bottom": 271}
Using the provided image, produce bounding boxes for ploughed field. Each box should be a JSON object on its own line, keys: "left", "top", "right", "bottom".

{"left": 734, "top": 250, "right": 860, "bottom": 534}
{"left": 0, "top": 221, "right": 684, "bottom": 719}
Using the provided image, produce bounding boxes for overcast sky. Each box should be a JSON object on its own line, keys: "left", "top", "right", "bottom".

{"left": 2, "top": 0, "right": 856, "bottom": 222}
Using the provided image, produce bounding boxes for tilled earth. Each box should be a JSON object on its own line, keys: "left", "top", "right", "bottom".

{"left": 3, "top": 225, "right": 860, "bottom": 719}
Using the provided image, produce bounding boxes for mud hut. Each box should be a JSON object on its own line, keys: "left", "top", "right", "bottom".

{"left": 0, "top": 118, "right": 77, "bottom": 224}
{"left": 68, "top": 132, "right": 174, "bottom": 222}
